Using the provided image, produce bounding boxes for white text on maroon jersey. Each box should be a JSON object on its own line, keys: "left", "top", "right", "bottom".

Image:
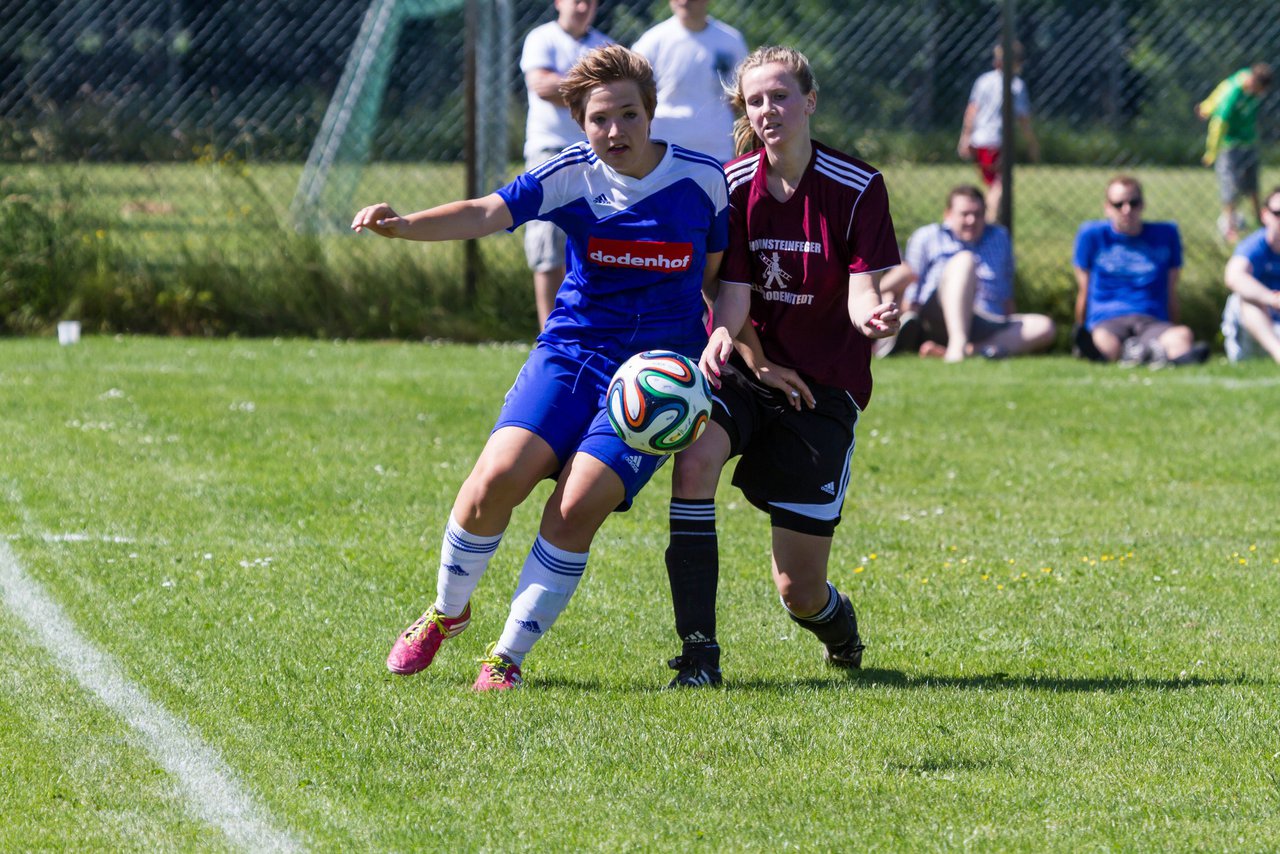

{"left": 588, "top": 237, "right": 693, "bottom": 271}
{"left": 748, "top": 238, "right": 823, "bottom": 253}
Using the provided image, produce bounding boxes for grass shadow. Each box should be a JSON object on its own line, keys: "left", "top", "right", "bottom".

{"left": 513, "top": 668, "right": 1256, "bottom": 694}
{"left": 725, "top": 667, "right": 1255, "bottom": 693}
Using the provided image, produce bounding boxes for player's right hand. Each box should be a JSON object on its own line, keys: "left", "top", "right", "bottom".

{"left": 698, "top": 327, "right": 735, "bottom": 388}
{"left": 351, "top": 203, "right": 408, "bottom": 238}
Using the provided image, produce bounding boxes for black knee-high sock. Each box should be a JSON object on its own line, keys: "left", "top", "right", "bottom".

{"left": 666, "top": 498, "right": 719, "bottom": 652}
{"left": 787, "top": 583, "right": 855, "bottom": 646}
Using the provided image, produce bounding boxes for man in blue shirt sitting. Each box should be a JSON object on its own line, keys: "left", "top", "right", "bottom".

{"left": 1072, "top": 175, "right": 1207, "bottom": 366}
{"left": 1222, "top": 184, "right": 1280, "bottom": 362}
{"left": 880, "top": 184, "right": 1055, "bottom": 361}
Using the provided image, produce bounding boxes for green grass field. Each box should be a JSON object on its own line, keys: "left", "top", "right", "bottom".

{"left": 3, "top": 336, "right": 1279, "bottom": 851}
{"left": 3, "top": 160, "right": 1266, "bottom": 342}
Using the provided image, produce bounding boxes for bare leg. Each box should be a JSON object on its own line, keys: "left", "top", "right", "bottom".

{"left": 537, "top": 452, "right": 625, "bottom": 552}
{"left": 451, "top": 426, "right": 560, "bottom": 537}
{"left": 1239, "top": 300, "right": 1280, "bottom": 362}
{"left": 1092, "top": 326, "right": 1123, "bottom": 361}
{"left": 937, "top": 251, "right": 979, "bottom": 362}
{"left": 771, "top": 527, "right": 834, "bottom": 615}
{"left": 1222, "top": 203, "right": 1240, "bottom": 243}
{"left": 980, "top": 313, "right": 1056, "bottom": 356}
{"left": 1157, "top": 324, "right": 1194, "bottom": 361}
{"left": 985, "top": 180, "right": 1002, "bottom": 224}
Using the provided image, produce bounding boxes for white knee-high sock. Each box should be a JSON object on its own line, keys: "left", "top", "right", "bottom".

{"left": 433, "top": 514, "right": 503, "bottom": 618}
{"left": 495, "top": 536, "right": 588, "bottom": 665}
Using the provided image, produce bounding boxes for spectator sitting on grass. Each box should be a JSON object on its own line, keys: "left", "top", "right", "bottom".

{"left": 1071, "top": 175, "right": 1207, "bottom": 367}
{"left": 878, "top": 184, "right": 1055, "bottom": 362}
{"left": 1221, "top": 184, "right": 1280, "bottom": 363}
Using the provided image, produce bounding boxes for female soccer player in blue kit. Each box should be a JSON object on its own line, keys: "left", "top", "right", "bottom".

{"left": 352, "top": 45, "right": 731, "bottom": 690}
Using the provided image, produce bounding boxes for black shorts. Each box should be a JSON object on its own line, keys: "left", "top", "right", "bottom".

{"left": 712, "top": 360, "right": 860, "bottom": 537}
{"left": 1092, "top": 313, "right": 1173, "bottom": 348}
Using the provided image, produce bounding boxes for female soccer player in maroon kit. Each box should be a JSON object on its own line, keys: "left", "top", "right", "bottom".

{"left": 665, "top": 45, "right": 901, "bottom": 687}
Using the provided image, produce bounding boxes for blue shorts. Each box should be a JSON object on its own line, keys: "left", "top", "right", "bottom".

{"left": 495, "top": 341, "right": 669, "bottom": 510}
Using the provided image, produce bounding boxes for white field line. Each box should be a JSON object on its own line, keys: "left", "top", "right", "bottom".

{"left": 0, "top": 541, "right": 301, "bottom": 853}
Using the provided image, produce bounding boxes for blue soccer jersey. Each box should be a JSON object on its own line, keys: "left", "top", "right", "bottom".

{"left": 1073, "top": 220, "right": 1182, "bottom": 327}
{"left": 498, "top": 141, "right": 730, "bottom": 361}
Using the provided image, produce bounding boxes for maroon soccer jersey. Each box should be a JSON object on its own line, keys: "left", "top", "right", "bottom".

{"left": 721, "top": 141, "right": 899, "bottom": 409}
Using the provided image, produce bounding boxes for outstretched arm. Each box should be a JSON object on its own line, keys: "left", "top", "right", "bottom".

{"left": 351, "top": 193, "right": 514, "bottom": 242}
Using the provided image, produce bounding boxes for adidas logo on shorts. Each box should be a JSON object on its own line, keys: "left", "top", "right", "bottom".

{"left": 592, "top": 192, "right": 610, "bottom": 205}
{"left": 820, "top": 482, "right": 836, "bottom": 496}
{"left": 626, "top": 455, "right": 643, "bottom": 472}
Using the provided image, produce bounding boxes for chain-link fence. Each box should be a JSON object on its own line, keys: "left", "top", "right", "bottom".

{"left": 3, "top": 0, "right": 1278, "bottom": 341}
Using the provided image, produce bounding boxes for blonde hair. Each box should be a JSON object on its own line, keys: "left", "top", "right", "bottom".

{"left": 559, "top": 45, "right": 657, "bottom": 128}
{"left": 728, "top": 46, "right": 818, "bottom": 157}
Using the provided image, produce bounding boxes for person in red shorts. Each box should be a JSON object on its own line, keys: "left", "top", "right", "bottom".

{"left": 957, "top": 42, "right": 1039, "bottom": 222}
{"left": 662, "top": 45, "right": 901, "bottom": 687}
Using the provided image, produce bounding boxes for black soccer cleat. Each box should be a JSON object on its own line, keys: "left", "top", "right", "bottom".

{"left": 665, "top": 646, "right": 722, "bottom": 688}
{"left": 823, "top": 593, "right": 865, "bottom": 669}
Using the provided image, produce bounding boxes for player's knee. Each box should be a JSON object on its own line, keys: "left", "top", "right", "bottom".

{"left": 1029, "top": 314, "right": 1057, "bottom": 349}
{"left": 775, "top": 578, "right": 827, "bottom": 617}
{"left": 539, "top": 494, "right": 608, "bottom": 549}
{"left": 1094, "top": 331, "right": 1122, "bottom": 361}
{"left": 943, "top": 250, "right": 978, "bottom": 277}
{"left": 671, "top": 443, "right": 723, "bottom": 497}
{"left": 1159, "top": 326, "right": 1194, "bottom": 359}
{"left": 459, "top": 464, "right": 531, "bottom": 518}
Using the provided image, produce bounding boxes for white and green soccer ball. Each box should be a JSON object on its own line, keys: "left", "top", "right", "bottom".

{"left": 606, "top": 350, "right": 712, "bottom": 455}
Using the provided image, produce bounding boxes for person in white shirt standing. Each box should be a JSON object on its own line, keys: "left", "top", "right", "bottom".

{"left": 956, "top": 42, "right": 1039, "bottom": 223}
{"left": 632, "top": 0, "right": 747, "bottom": 164}
{"left": 520, "top": 0, "right": 613, "bottom": 330}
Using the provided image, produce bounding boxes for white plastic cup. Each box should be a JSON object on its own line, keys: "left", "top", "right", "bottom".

{"left": 57, "top": 320, "right": 81, "bottom": 345}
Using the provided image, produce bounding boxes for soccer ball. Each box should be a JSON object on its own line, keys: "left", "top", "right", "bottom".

{"left": 606, "top": 350, "right": 712, "bottom": 455}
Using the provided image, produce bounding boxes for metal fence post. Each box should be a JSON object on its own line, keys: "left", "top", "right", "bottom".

{"left": 999, "top": 0, "right": 1016, "bottom": 231}
{"left": 464, "top": 0, "right": 479, "bottom": 303}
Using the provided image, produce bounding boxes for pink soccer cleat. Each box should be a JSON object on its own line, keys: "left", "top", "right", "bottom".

{"left": 386, "top": 604, "right": 470, "bottom": 675}
{"left": 472, "top": 645, "right": 523, "bottom": 692}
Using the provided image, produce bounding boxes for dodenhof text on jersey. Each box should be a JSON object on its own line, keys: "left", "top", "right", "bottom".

{"left": 588, "top": 237, "right": 694, "bottom": 271}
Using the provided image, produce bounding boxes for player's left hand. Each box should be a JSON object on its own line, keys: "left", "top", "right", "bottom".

{"left": 754, "top": 361, "right": 814, "bottom": 411}
{"left": 860, "top": 301, "right": 901, "bottom": 339}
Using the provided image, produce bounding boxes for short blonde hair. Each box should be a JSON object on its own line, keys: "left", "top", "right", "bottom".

{"left": 560, "top": 45, "right": 657, "bottom": 128}
{"left": 728, "top": 46, "right": 818, "bottom": 157}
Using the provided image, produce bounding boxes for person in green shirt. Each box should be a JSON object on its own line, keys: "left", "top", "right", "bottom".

{"left": 1198, "top": 63, "right": 1273, "bottom": 243}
